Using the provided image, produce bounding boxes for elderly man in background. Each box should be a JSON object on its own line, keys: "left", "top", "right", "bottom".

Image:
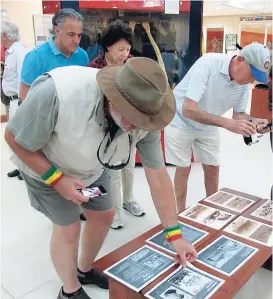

{"left": 19, "top": 8, "right": 89, "bottom": 100}
{"left": 1, "top": 21, "right": 28, "bottom": 180}
{"left": 165, "top": 43, "right": 271, "bottom": 212}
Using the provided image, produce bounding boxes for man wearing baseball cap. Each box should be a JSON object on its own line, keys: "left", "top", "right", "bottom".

{"left": 5, "top": 57, "right": 197, "bottom": 299}
{"left": 238, "top": 42, "right": 270, "bottom": 84}
{"left": 165, "top": 42, "right": 271, "bottom": 213}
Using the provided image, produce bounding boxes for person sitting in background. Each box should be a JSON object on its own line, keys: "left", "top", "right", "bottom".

{"left": 90, "top": 19, "right": 145, "bottom": 229}
{"left": 19, "top": 8, "right": 89, "bottom": 101}
{"left": 19, "top": 8, "right": 89, "bottom": 220}
{"left": 1, "top": 21, "right": 28, "bottom": 180}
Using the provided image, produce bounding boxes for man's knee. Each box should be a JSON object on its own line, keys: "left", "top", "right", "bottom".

{"left": 175, "top": 166, "right": 191, "bottom": 179}
{"left": 203, "top": 164, "right": 220, "bottom": 178}
{"left": 85, "top": 209, "right": 114, "bottom": 227}
{"left": 53, "top": 221, "right": 81, "bottom": 243}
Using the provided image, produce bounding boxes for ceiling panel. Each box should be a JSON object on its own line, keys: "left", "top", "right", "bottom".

{"left": 203, "top": 0, "right": 273, "bottom": 16}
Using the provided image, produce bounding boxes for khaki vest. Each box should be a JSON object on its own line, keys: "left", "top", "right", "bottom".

{"left": 12, "top": 66, "right": 148, "bottom": 185}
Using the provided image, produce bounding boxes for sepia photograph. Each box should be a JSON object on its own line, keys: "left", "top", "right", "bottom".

{"left": 225, "top": 217, "right": 260, "bottom": 237}
{"left": 179, "top": 204, "right": 235, "bottom": 229}
{"left": 205, "top": 191, "right": 235, "bottom": 204}
{"left": 225, "top": 196, "right": 254, "bottom": 212}
{"left": 249, "top": 224, "right": 273, "bottom": 246}
{"left": 251, "top": 200, "right": 272, "bottom": 222}
{"left": 204, "top": 191, "right": 254, "bottom": 213}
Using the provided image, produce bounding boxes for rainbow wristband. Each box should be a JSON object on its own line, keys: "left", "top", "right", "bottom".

{"left": 164, "top": 225, "right": 182, "bottom": 243}
{"left": 41, "top": 165, "right": 64, "bottom": 186}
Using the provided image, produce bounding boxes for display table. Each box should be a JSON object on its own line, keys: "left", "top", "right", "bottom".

{"left": 250, "top": 87, "right": 271, "bottom": 121}
{"left": 93, "top": 188, "right": 271, "bottom": 299}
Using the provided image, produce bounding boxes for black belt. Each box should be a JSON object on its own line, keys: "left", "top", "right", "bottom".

{"left": 8, "top": 95, "right": 19, "bottom": 100}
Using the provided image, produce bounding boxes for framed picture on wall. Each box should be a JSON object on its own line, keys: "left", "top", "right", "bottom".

{"left": 225, "top": 34, "right": 238, "bottom": 51}
{"left": 206, "top": 28, "right": 224, "bottom": 53}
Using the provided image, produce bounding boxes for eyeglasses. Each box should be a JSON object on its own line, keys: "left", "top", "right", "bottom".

{"left": 97, "top": 133, "right": 132, "bottom": 170}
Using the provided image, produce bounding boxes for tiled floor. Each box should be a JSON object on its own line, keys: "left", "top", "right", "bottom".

{"left": 1, "top": 109, "right": 272, "bottom": 299}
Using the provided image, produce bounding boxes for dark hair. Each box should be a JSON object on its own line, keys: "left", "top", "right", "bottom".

{"left": 100, "top": 19, "right": 133, "bottom": 52}
{"left": 50, "top": 8, "right": 84, "bottom": 36}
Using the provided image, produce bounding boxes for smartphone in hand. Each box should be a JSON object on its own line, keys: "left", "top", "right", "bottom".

{"left": 78, "top": 186, "right": 107, "bottom": 198}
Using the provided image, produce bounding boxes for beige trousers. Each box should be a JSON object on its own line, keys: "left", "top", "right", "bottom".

{"left": 110, "top": 147, "right": 137, "bottom": 214}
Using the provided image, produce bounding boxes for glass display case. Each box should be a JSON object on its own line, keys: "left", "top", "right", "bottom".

{"left": 42, "top": 0, "right": 202, "bottom": 163}
{"left": 79, "top": 1, "right": 191, "bottom": 89}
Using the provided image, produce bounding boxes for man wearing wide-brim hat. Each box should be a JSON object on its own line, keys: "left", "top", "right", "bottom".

{"left": 5, "top": 57, "right": 197, "bottom": 299}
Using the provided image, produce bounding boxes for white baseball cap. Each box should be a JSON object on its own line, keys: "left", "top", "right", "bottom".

{"left": 240, "top": 43, "right": 271, "bottom": 84}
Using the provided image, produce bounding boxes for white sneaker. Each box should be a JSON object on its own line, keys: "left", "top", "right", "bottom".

{"left": 123, "top": 201, "right": 145, "bottom": 217}
{"left": 111, "top": 213, "right": 124, "bottom": 229}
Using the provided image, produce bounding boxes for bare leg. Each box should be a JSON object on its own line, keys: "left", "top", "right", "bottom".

{"left": 78, "top": 209, "right": 114, "bottom": 272}
{"left": 202, "top": 164, "right": 220, "bottom": 196}
{"left": 50, "top": 221, "right": 81, "bottom": 294}
{"left": 174, "top": 166, "right": 191, "bottom": 213}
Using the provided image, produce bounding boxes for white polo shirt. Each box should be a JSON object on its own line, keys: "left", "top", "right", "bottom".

{"left": 171, "top": 53, "right": 249, "bottom": 131}
{"left": 2, "top": 41, "right": 28, "bottom": 96}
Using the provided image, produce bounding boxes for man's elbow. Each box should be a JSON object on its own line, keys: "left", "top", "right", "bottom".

{"left": 4, "top": 128, "right": 14, "bottom": 147}
{"left": 182, "top": 104, "right": 193, "bottom": 119}
{"left": 19, "top": 82, "right": 30, "bottom": 101}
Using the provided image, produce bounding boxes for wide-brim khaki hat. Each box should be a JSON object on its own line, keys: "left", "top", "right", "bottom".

{"left": 96, "top": 57, "right": 176, "bottom": 131}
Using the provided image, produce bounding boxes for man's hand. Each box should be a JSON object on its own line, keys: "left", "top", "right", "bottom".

{"left": 223, "top": 119, "right": 256, "bottom": 136}
{"left": 171, "top": 238, "right": 198, "bottom": 268}
{"left": 253, "top": 118, "right": 270, "bottom": 134}
{"left": 53, "top": 175, "right": 89, "bottom": 205}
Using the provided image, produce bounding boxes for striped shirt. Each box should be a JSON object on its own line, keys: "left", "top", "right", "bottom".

{"left": 171, "top": 53, "right": 249, "bottom": 131}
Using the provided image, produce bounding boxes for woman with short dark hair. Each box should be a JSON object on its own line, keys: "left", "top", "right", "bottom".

{"left": 89, "top": 19, "right": 134, "bottom": 68}
{"left": 90, "top": 20, "right": 145, "bottom": 229}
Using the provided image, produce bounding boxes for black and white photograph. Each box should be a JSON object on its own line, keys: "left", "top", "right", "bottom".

{"left": 145, "top": 264, "right": 224, "bottom": 299}
{"left": 179, "top": 204, "right": 236, "bottom": 229}
{"left": 224, "top": 216, "right": 273, "bottom": 247}
{"left": 168, "top": 268, "right": 212, "bottom": 295}
{"left": 197, "top": 236, "right": 258, "bottom": 276}
{"left": 160, "top": 286, "right": 193, "bottom": 299}
{"left": 104, "top": 245, "right": 175, "bottom": 292}
{"left": 251, "top": 200, "right": 272, "bottom": 222}
{"left": 146, "top": 222, "right": 209, "bottom": 255}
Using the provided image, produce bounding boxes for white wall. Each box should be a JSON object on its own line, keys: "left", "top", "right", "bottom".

{"left": 2, "top": 0, "right": 43, "bottom": 50}
{"left": 203, "top": 15, "right": 241, "bottom": 55}
{"left": 1, "top": 0, "right": 43, "bottom": 116}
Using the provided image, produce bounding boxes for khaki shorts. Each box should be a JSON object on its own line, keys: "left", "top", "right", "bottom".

{"left": 21, "top": 170, "right": 113, "bottom": 226}
{"left": 165, "top": 124, "right": 220, "bottom": 167}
